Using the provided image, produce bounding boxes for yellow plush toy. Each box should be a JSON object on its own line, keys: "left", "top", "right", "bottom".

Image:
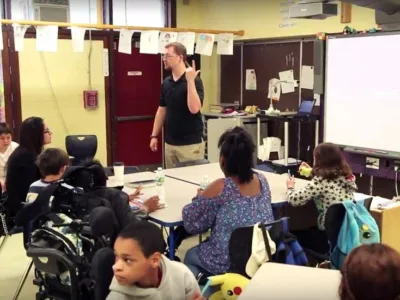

{"left": 206, "top": 273, "right": 250, "bottom": 300}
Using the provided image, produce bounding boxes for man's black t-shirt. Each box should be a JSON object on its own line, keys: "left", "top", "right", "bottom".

{"left": 160, "top": 73, "right": 204, "bottom": 146}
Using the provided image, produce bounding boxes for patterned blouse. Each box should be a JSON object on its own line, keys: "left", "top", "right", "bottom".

{"left": 287, "top": 175, "right": 358, "bottom": 230}
{"left": 182, "top": 173, "right": 274, "bottom": 275}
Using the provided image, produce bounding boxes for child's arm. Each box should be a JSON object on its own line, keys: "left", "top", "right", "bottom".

{"left": 182, "top": 194, "right": 221, "bottom": 235}
{"left": 183, "top": 267, "right": 201, "bottom": 300}
{"left": 287, "top": 177, "right": 322, "bottom": 207}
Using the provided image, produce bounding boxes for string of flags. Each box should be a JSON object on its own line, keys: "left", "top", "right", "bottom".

{"left": 0, "top": 24, "right": 234, "bottom": 56}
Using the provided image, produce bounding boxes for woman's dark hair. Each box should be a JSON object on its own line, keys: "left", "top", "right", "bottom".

{"left": 19, "top": 117, "right": 45, "bottom": 155}
{"left": 340, "top": 244, "right": 400, "bottom": 300}
{"left": 218, "top": 126, "right": 255, "bottom": 184}
{"left": 312, "top": 142, "right": 352, "bottom": 180}
{"left": 0, "top": 122, "right": 12, "bottom": 135}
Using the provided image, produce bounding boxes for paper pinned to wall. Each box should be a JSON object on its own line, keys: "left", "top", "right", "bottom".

{"left": 245, "top": 69, "right": 257, "bottom": 90}
{"left": 36, "top": 25, "right": 59, "bottom": 52}
{"left": 177, "top": 32, "right": 195, "bottom": 55}
{"left": 279, "top": 69, "right": 295, "bottom": 94}
{"left": 71, "top": 27, "right": 87, "bottom": 52}
{"left": 301, "top": 65, "right": 314, "bottom": 90}
{"left": 139, "top": 30, "right": 159, "bottom": 54}
{"left": 217, "top": 33, "right": 234, "bottom": 55}
{"left": 158, "top": 32, "right": 178, "bottom": 53}
{"left": 195, "top": 33, "right": 215, "bottom": 56}
{"left": 13, "top": 24, "right": 29, "bottom": 51}
{"left": 268, "top": 78, "right": 281, "bottom": 101}
{"left": 314, "top": 93, "right": 320, "bottom": 106}
{"left": 118, "top": 28, "right": 134, "bottom": 54}
{"left": 0, "top": 26, "right": 3, "bottom": 50}
{"left": 103, "top": 49, "right": 109, "bottom": 77}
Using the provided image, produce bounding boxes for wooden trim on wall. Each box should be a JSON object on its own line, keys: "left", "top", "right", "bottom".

{"left": 341, "top": 2, "right": 352, "bottom": 24}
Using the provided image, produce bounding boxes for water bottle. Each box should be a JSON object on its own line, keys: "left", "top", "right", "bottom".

{"left": 200, "top": 175, "right": 210, "bottom": 191}
{"left": 155, "top": 167, "right": 166, "bottom": 205}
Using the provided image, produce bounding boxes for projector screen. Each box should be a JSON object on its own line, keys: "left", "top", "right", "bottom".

{"left": 324, "top": 33, "right": 400, "bottom": 154}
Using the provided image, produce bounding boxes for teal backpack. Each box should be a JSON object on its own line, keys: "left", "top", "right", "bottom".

{"left": 330, "top": 200, "right": 380, "bottom": 269}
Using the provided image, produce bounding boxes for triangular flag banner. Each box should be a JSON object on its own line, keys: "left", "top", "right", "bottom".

{"left": 13, "top": 24, "right": 29, "bottom": 51}
{"left": 71, "top": 27, "right": 86, "bottom": 52}
{"left": 217, "top": 33, "right": 234, "bottom": 55}
{"left": 195, "top": 33, "right": 215, "bottom": 56}
{"left": 177, "top": 32, "right": 195, "bottom": 55}
{"left": 118, "top": 28, "right": 134, "bottom": 54}
{"left": 158, "top": 32, "right": 178, "bottom": 53}
{"left": 139, "top": 30, "right": 159, "bottom": 54}
{"left": 36, "top": 25, "right": 58, "bottom": 52}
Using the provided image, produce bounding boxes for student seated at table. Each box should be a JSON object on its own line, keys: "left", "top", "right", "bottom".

{"left": 0, "top": 122, "right": 18, "bottom": 190}
{"left": 182, "top": 127, "right": 274, "bottom": 277}
{"left": 286, "top": 142, "right": 357, "bottom": 253}
{"left": 107, "top": 220, "right": 204, "bottom": 300}
{"left": 83, "top": 159, "right": 161, "bottom": 224}
{"left": 340, "top": 243, "right": 400, "bottom": 300}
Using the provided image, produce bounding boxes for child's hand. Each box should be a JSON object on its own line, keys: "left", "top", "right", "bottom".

{"left": 143, "top": 196, "right": 160, "bottom": 213}
{"left": 287, "top": 175, "right": 295, "bottom": 189}
{"left": 128, "top": 184, "right": 143, "bottom": 201}
{"left": 192, "top": 291, "right": 206, "bottom": 300}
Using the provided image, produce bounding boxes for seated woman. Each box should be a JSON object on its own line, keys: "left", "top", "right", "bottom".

{"left": 340, "top": 244, "right": 400, "bottom": 300}
{"left": 6, "top": 117, "right": 52, "bottom": 219}
{"left": 0, "top": 122, "right": 19, "bottom": 190}
{"left": 182, "top": 127, "right": 274, "bottom": 277}
{"left": 286, "top": 142, "right": 357, "bottom": 253}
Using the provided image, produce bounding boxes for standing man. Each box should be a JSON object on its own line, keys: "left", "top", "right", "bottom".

{"left": 150, "top": 42, "right": 205, "bottom": 168}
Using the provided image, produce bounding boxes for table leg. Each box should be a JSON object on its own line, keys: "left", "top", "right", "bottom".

{"left": 315, "top": 120, "right": 319, "bottom": 146}
{"left": 284, "top": 121, "right": 289, "bottom": 166}
{"left": 168, "top": 227, "right": 176, "bottom": 260}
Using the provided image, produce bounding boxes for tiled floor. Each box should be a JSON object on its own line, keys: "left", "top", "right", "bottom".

{"left": 0, "top": 231, "right": 199, "bottom": 300}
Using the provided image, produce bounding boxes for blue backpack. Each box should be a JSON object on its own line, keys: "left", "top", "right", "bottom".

{"left": 275, "top": 232, "right": 309, "bottom": 266}
{"left": 330, "top": 200, "right": 380, "bottom": 269}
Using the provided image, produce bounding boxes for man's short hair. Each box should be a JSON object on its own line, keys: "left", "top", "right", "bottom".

{"left": 118, "top": 220, "right": 166, "bottom": 258}
{"left": 0, "top": 122, "right": 12, "bottom": 135}
{"left": 165, "top": 42, "right": 187, "bottom": 61}
{"left": 36, "top": 148, "right": 70, "bottom": 177}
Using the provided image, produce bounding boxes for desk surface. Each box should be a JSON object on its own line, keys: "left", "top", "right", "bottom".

{"left": 108, "top": 172, "right": 198, "bottom": 226}
{"left": 164, "top": 163, "right": 309, "bottom": 204}
{"left": 238, "top": 263, "right": 340, "bottom": 300}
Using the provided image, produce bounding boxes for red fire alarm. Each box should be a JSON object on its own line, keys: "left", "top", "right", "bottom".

{"left": 83, "top": 90, "right": 99, "bottom": 110}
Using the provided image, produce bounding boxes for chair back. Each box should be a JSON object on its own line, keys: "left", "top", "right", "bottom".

{"left": 174, "top": 159, "right": 209, "bottom": 168}
{"left": 65, "top": 135, "right": 98, "bottom": 165}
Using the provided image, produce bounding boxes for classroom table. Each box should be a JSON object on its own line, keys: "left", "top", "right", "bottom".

{"left": 238, "top": 263, "right": 341, "bottom": 300}
{"left": 108, "top": 172, "right": 198, "bottom": 259}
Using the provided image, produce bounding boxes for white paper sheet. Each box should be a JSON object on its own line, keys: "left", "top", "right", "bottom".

{"left": 245, "top": 69, "right": 257, "bottom": 90}
{"left": 158, "top": 32, "right": 178, "bottom": 53}
{"left": 217, "top": 33, "right": 234, "bottom": 55}
{"left": 103, "top": 49, "right": 109, "bottom": 77}
{"left": 314, "top": 93, "right": 320, "bottom": 106}
{"left": 36, "top": 25, "right": 58, "bottom": 52}
{"left": 70, "top": 27, "right": 86, "bottom": 52}
{"left": 279, "top": 69, "right": 295, "bottom": 94}
{"left": 195, "top": 33, "right": 215, "bottom": 56}
{"left": 301, "top": 65, "right": 314, "bottom": 90}
{"left": 0, "top": 29, "right": 3, "bottom": 50}
{"left": 13, "top": 24, "right": 29, "bottom": 51}
{"left": 118, "top": 28, "right": 134, "bottom": 54}
{"left": 177, "top": 32, "right": 195, "bottom": 55}
{"left": 268, "top": 78, "right": 281, "bottom": 101}
{"left": 139, "top": 30, "right": 159, "bottom": 54}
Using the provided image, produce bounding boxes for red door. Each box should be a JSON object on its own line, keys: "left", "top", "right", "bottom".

{"left": 113, "top": 41, "right": 162, "bottom": 166}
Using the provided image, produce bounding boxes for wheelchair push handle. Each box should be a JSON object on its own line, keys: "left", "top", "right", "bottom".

{"left": 52, "top": 219, "right": 90, "bottom": 233}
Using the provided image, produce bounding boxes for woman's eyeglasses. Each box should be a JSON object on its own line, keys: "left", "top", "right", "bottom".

{"left": 44, "top": 128, "right": 51, "bottom": 134}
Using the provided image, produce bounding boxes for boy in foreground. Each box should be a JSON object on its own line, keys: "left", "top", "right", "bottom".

{"left": 107, "top": 220, "right": 206, "bottom": 300}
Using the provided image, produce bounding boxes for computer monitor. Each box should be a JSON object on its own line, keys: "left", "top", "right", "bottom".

{"left": 298, "top": 99, "right": 315, "bottom": 116}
